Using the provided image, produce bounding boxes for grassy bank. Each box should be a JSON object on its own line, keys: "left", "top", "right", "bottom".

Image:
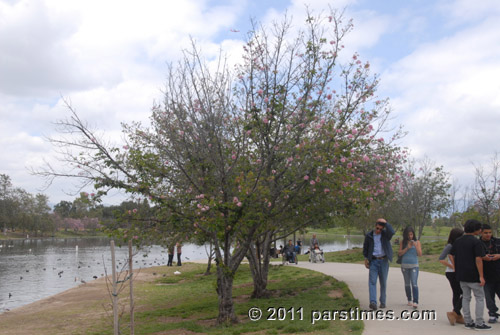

{"left": 0, "top": 263, "right": 363, "bottom": 335}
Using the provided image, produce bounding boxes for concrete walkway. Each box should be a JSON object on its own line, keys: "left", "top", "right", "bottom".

{"left": 296, "top": 262, "right": 497, "bottom": 334}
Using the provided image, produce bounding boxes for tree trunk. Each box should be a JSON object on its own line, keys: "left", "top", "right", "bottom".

{"left": 204, "top": 243, "right": 214, "bottom": 276}
{"left": 247, "top": 231, "right": 273, "bottom": 298}
{"left": 215, "top": 264, "right": 238, "bottom": 324}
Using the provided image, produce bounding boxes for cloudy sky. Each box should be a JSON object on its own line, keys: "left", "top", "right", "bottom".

{"left": 1, "top": 0, "right": 499, "bottom": 205}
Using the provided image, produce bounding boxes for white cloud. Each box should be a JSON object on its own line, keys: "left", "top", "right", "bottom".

{"left": 381, "top": 14, "right": 500, "bottom": 186}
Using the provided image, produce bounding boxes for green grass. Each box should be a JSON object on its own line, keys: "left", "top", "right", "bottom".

{"left": 83, "top": 263, "right": 363, "bottom": 335}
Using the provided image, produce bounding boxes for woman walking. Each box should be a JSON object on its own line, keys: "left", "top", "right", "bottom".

{"left": 398, "top": 226, "right": 422, "bottom": 309}
{"left": 438, "top": 227, "right": 465, "bottom": 325}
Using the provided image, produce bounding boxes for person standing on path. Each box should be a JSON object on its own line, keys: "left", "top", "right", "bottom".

{"left": 398, "top": 226, "right": 422, "bottom": 309}
{"left": 363, "top": 218, "right": 395, "bottom": 310}
{"left": 480, "top": 223, "right": 500, "bottom": 323}
{"left": 438, "top": 227, "right": 465, "bottom": 325}
{"left": 450, "top": 219, "right": 491, "bottom": 330}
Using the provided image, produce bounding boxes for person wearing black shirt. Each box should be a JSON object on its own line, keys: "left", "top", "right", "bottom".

{"left": 480, "top": 223, "right": 500, "bottom": 323}
{"left": 450, "top": 219, "right": 490, "bottom": 330}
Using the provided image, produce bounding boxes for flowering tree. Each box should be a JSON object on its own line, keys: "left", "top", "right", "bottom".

{"left": 38, "top": 9, "right": 404, "bottom": 324}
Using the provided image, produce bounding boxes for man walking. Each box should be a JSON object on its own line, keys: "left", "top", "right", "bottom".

{"left": 363, "top": 218, "right": 395, "bottom": 310}
{"left": 480, "top": 223, "right": 500, "bottom": 323}
{"left": 450, "top": 219, "right": 491, "bottom": 330}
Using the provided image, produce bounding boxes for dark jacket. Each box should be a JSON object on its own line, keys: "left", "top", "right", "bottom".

{"left": 363, "top": 222, "right": 395, "bottom": 262}
{"left": 481, "top": 236, "right": 500, "bottom": 281}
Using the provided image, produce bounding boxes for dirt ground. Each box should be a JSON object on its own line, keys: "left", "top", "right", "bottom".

{"left": 0, "top": 270, "right": 158, "bottom": 335}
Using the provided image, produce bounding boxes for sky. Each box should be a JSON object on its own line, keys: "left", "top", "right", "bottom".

{"left": 1, "top": 0, "right": 499, "bottom": 206}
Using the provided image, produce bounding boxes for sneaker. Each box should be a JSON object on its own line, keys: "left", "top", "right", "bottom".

{"left": 464, "top": 322, "right": 476, "bottom": 329}
{"left": 407, "top": 301, "right": 413, "bottom": 306}
{"left": 379, "top": 303, "right": 386, "bottom": 309}
{"left": 369, "top": 302, "right": 377, "bottom": 310}
{"left": 475, "top": 323, "right": 492, "bottom": 330}
{"left": 413, "top": 303, "right": 418, "bottom": 309}
{"left": 488, "top": 315, "right": 498, "bottom": 324}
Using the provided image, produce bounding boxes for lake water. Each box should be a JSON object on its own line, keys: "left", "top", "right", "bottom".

{"left": 0, "top": 235, "right": 364, "bottom": 313}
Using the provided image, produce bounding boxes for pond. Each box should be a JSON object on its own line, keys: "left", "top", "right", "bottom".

{"left": 0, "top": 237, "right": 211, "bottom": 313}
{"left": 0, "top": 234, "right": 368, "bottom": 313}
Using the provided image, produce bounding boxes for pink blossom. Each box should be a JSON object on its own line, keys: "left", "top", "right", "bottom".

{"left": 363, "top": 155, "right": 370, "bottom": 162}
{"left": 233, "top": 197, "right": 239, "bottom": 203}
{"left": 133, "top": 208, "right": 137, "bottom": 213}
{"left": 179, "top": 130, "right": 184, "bottom": 136}
{"left": 263, "top": 118, "right": 269, "bottom": 124}
{"left": 304, "top": 175, "right": 309, "bottom": 181}
{"left": 327, "top": 94, "right": 332, "bottom": 100}
{"left": 264, "top": 97, "right": 269, "bottom": 103}
{"left": 246, "top": 130, "right": 251, "bottom": 135}
{"left": 310, "top": 180, "right": 316, "bottom": 185}
{"left": 324, "top": 188, "right": 330, "bottom": 193}
{"left": 123, "top": 145, "right": 129, "bottom": 150}
{"left": 237, "top": 202, "right": 242, "bottom": 207}
{"left": 257, "top": 89, "right": 263, "bottom": 95}
{"left": 326, "top": 168, "right": 333, "bottom": 174}
{"left": 268, "top": 202, "right": 272, "bottom": 207}
{"left": 340, "top": 157, "right": 346, "bottom": 163}
{"left": 232, "top": 154, "right": 236, "bottom": 160}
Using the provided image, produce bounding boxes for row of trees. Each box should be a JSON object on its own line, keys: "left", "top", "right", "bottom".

{"left": 33, "top": 9, "right": 499, "bottom": 325}
{"left": 0, "top": 174, "right": 152, "bottom": 236}
{"left": 0, "top": 174, "right": 52, "bottom": 236}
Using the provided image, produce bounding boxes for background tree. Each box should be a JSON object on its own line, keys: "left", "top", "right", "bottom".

{"left": 389, "top": 157, "right": 451, "bottom": 239}
{"left": 472, "top": 152, "right": 500, "bottom": 234}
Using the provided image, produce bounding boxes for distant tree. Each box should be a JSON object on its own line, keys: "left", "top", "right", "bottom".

{"left": 54, "top": 200, "right": 73, "bottom": 218}
{"left": 0, "top": 174, "right": 13, "bottom": 233}
{"left": 390, "top": 157, "right": 451, "bottom": 239}
{"left": 472, "top": 152, "right": 500, "bottom": 234}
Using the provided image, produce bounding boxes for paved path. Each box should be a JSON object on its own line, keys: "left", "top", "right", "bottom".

{"left": 296, "top": 262, "right": 497, "bottom": 334}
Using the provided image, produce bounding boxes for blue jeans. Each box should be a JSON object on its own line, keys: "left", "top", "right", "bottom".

{"left": 369, "top": 258, "right": 389, "bottom": 305}
{"left": 401, "top": 267, "right": 419, "bottom": 304}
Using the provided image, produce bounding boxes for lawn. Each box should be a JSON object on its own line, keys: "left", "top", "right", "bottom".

{"left": 83, "top": 263, "right": 363, "bottom": 335}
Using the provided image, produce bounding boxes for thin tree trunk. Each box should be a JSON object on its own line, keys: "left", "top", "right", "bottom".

{"left": 110, "top": 240, "right": 119, "bottom": 335}
{"left": 129, "top": 239, "right": 135, "bottom": 335}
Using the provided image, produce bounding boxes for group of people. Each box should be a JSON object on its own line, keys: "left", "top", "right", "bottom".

{"left": 439, "top": 220, "right": 500, "bottom": 330}
{"left": 167, "top": 242, "right": 182, "bottom": 266}
{"left": 363, "top": 218, "right": 500, "bottom": 331}
{"left": 278, "top": 235, "right": 324, "bottom": 264}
